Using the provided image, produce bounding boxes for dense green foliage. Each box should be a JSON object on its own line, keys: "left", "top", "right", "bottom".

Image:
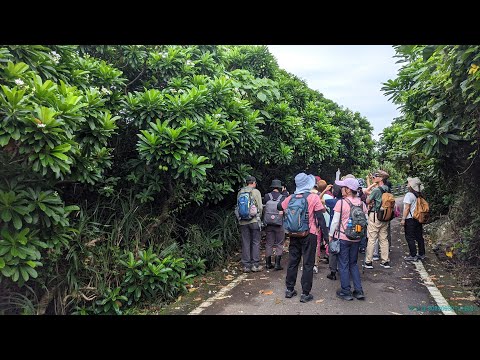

{"left": 380, "top": 45, "right": 480, "bottom": 265}
{"left": 0, "top": 45, "right": 374, "bottom": 314}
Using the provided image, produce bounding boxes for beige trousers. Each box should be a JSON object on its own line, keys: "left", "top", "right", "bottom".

{"left": 366, "top": 212, "right": 390, "bottom": 263}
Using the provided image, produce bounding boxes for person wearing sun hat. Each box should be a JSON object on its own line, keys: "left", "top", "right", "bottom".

{"left": 263, "top": 179, "right": 286, "bottom": 271}
{"left": 364, "top": 170, "right": 391, "bottom": 269}
{"left": 237, "top": 176, "right": 264, "bottom": 273}
{"left": 277, "top": 172, "right": 326, "bottom": 303}
{"left": 329, "top": 177, "right": 368, "bottom": 300}
{"left": 401, "top": 177, "right": 426, "bottom": 261}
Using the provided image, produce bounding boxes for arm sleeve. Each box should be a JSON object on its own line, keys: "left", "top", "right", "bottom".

{"left": 403, "top": 193, "right": 413, "bottom": 204}
{"left": 329, "top": 212, "right": 341, "bottom": 238}
{"left": 315, "top": 211, "right": 329, "bottom": 241}
{"left": 313, "top": 195, "right": 326, "bottom": 213}
{"left": 254, "top": 190, "right": 263, "bottom": 216}
{"left": 278, "top": 195, "right": 289, "bottom": 211}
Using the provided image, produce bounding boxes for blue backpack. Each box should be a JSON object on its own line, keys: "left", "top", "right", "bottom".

{"left": 283, "top": 192, "right": 310, "bottom": 237}
{"left": 236, "top": 188, "right": 256, "bottom": 220}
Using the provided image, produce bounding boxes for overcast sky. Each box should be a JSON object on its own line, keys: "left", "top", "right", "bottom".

{"left": 267, "top": 45, "right": 402, "bottom": 140}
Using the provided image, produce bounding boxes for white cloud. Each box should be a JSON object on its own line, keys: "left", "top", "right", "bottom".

{"left": 267, "top": 45, "right": 402, "bottom": 139}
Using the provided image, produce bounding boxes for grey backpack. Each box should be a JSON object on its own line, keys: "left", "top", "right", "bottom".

{"left": 264, "top": 193, "right": 283, "bottom": 226}
{"left": 342, "top": 198, "right": 367, "bottom": 240}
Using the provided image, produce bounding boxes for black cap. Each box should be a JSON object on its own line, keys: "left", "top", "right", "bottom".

{"left": 245, "top": 176, "right": 256, "bottom": 183}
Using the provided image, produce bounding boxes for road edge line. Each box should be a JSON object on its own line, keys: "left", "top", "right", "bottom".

{"left": 413, "top": 260, "right": 456, "bottom": 315}
{"left": 188, "top": 273, "right": 248, "bottom": 315}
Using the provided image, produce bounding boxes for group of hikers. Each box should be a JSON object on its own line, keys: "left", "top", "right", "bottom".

{"left": 235, "top": 170, "right": 429, "bottom": 303}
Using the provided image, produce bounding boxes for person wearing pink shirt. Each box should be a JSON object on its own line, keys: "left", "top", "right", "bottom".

{"left": 329, "top": 177, "right": 368, "bottom": 301}
{"left": 278, "top": 173, "right": 326, "bottom": 303}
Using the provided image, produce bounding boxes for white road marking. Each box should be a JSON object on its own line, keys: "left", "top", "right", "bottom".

{"left": 189, "top": 273, "right": 248, "bottom": 315}
{"left": 413, "top": 260, "right": 456, "bottom": 315}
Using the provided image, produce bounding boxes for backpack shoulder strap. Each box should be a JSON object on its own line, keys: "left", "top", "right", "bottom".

{"left": 268, "top": 192, "right": 273, "bottom": 201}
{"left": 343, "top": 198, "right": 353, "bottom": 207}
{"left": 335, "top": 199, "right": 344, "bottom": 237}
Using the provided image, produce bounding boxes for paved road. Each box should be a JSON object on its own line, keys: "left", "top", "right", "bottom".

{"left": 199, "top": 198, "right": 441, "bottom": 315}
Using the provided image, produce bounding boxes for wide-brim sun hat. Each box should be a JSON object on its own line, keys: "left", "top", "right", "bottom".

{"left": 407, "top": 177, "right": 424, "bottom": 192}
{"left": 335, "top": 178, "right": 360, "bottom": 191}
{"left": 294, "top": 173, "right": 316, "bottom": 194}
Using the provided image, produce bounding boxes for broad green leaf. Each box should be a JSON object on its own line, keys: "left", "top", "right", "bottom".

{"left": 422, "top": 46, "right": 437, "bottom": 62}
{"left": 257, "top": 92, "right": 267, "bottom": 102}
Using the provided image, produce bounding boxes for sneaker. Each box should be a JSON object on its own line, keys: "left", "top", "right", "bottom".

{"left": 359, "top": 248, "right": 366, "bottom": 254}
{"left": 380, "top": 261, "right": 391, "bottom": 268}
{"left": 364, "top": 262, "right": 374, "bottom": 269}
{"left": 336, "top": 290, "right": 354, "bottom": 301}
{"left": 352, "top": 290, "right": 365, "bottom": 300}
{"left": 403, "top": 255, "right": 417, "bottom": 262}
{"left": 313, "top": 265, "right": 318, "bottom": 274}
{"left": 285, "top": 289, "right": 297, "bottom": 298}
{"left": 300, "top": 293, "right": 314, "bottom": 303}
{"left": 242, "top": 267, "right": 251, "bottom": 273}
{"left": 417, "top": 255, "right": 426, "bottom": 260}
{"left": 372, "top": 255, "right": 380, "bottom": 261}
{"left": 251, "top": 265, "right": 263, "bottom": 272}
{"left": 326, "top": 271, "right": 337, "bottom": 280}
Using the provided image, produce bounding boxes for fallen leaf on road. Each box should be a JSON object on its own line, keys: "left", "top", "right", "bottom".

{"left": 373, "top": 274, "right": 377, "bottom": 277}
{"left": 193, "top": 297, "right": 202, "bottom": 301}
{"left": 224, "top": 275, "right": 235, "bottom": 281}
{"left": 437, "top": 285, "right": 445, "bottom": 288}
{"left": 244, "top": 279, "right": 255, "bottom": 281}
{"left": 207, "top": 283, "right": 217, "bottom": 286}
{"left": 446, "top": 250, "right": 453, "bottom": 258}
{"left": 447, "top": 285, "right": 456, "bottom": 288}
{"left": 244, "top": 292, "right": 250, "bottom": 295}
{"left": 450, "top": 296, "right": 476, "bottom": 301}
{"left": 388, "top": 311, "right": 402, "bottom": 315}
{"left": 401, "top": 277, "right": 413, "bottom": 280}
{"left": 177, "top": 296, "right": 182, "bottom": 301}
{"left": 387, "top": 286, "right": 395, "bottom": 290}
{"left": 175, "top": 307, "right": 180, "bottom": 310}
{"left": 217, "top": 295, "right": 232, "bottom": 300}
{"left": 188, "top": 288, "right": 196, "bottom": 292}
{"left": 315, "top": 299, "right": 325, "bottom": 304}
{"left": 259, "top": 277, "right": 269, "bottom": 280}
{"left": 275, "top": 298, "right": 282, "bottom": 305}
{"left": 259, "top": 290, "right": 274, "bottom": 295}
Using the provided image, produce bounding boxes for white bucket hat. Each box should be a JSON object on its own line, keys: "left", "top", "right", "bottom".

{"left": 407, "top": 177, "right": 424, "bottom": 192}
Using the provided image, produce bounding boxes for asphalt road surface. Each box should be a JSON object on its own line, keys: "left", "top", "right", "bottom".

{"left": 199, "top": 197, "right": 442, "bottom": 315}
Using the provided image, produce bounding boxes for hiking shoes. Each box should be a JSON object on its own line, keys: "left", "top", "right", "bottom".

{"left": 403, "top": 255, "right": 417, "bottom": 262}
{"left": 380, "top": 261, "right": 391, "bottom": 268}
{"left": 243, "top": 267, "right": 251, "bottom": 273}
{"left": 359, "top": 248, "right": 366, "bottom": 254}
{"left": 364, "top": 262, "right": 374, "bottom": 269}
{"left": 352, "top": 290, "right": 365, "bottom": 300}
{"left": 416, "top": 255, "right": 426, "bottom": 260}
{"left": 313, "top": 265, "right": 319, "bottom": 274}
{"left": 336, "top": 290, "right": 354, "bottom": 301}
{"left": 300, "top": 293, "right": 314, "bottom": 303}
{"left": 251, "top": 265, "right": 263, "bottom": 272}
{"left": 285, "top": 289, "right": 298, "bottom": 298}
{"left": 372, "top": 255, "right": 380, "bottom": 261}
